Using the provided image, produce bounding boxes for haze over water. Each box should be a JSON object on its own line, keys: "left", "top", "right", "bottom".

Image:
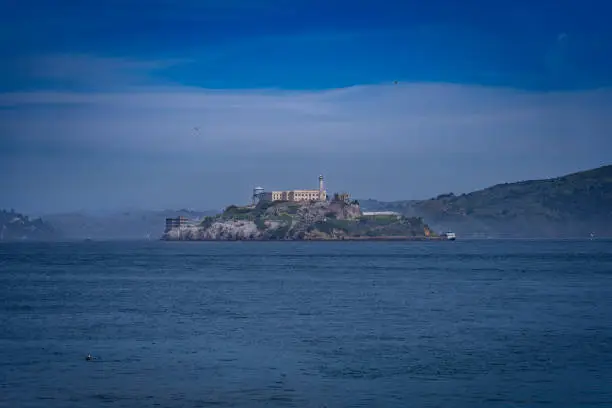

{"left": 1, "top": 240, "right": 611, "bottom": 407}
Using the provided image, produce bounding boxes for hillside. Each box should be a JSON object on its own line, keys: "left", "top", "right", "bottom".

{"left": 0, "top": 209, "right": 57, "bottom": 241}
{"left": 162, "top": 200, "right": 437, "bottom": 241}
{"left": 45, "top": 209, "right": 220, "bottom": 240}
{"left": 360, "top": 165, "right": 612, "bottom": 238}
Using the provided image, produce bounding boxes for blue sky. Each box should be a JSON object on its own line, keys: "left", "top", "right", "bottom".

{"left": 3, "top": 0, "right": 612, "bottom": 91}
{"left": 1, "top": 0, "right": 612, "bottom": 213}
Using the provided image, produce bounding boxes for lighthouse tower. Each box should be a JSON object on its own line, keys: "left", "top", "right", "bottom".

{"left": 318, "top": 174, "right": 325, "bottom": 200}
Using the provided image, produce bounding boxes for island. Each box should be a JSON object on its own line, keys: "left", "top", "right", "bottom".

{"left": 162, "top": 199, "right": 442, "bottom": 241}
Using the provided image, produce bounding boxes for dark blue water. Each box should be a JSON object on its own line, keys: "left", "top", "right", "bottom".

{"left": 1, "top": 240, "right": 611, "bottom": 407}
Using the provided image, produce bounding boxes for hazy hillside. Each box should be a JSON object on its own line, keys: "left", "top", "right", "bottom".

{"left": 0, "top": 209, "right": 57, "bottom": 241}
{"left": 360, "top": 165, "right": 612, "bottom": 238}
{"left": 45, "top": 209, "right": 220, "bottom": 240}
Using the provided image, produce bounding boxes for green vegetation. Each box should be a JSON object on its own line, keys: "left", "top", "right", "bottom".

{"left": 221, "top": 205, "right": 261, "bottom": 221}
{"left": 358, "top": 214, "right": 397, "bottom": 225}
{"left": 254, "top": 217, "right": 267, "bottom": 230}
{"left": 188, "top": 199, "right": 435, "bottom": 240}
{"left": 286, "top": 204, "right": 301, "bottom": 215}
{"left": 360, "top": 164, "right": 612, "bottom": 238}
{"left": 199, "top": 216, "right": 216, "bottom": 229}
{"left": 315, "top": 219, "right": 352, "bottom": 234}
{"left": 312, "top": 215, "right": 429, "bottom": 238}
{"left": 266, "top": 224, "right": 291, "bottom": 240}
{"left": 223, "top": 205, "right": 253, "bottom": 217}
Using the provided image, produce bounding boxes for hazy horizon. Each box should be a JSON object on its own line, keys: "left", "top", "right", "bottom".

{"left": 2, "top": 0, "right": 612, "bottom": 214}
{"left": 6, "top": 161, "right": 608, "bottom": 218}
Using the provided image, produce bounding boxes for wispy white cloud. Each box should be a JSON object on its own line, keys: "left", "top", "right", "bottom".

{"left": 2, "top": 54, "right": 612, "bottom": 212}
{"left": 2, "top": 81, "right": 611, "bottom": 157}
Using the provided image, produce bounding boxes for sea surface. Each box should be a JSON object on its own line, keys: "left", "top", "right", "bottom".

{"left": 1, "top": 239, "right": 611, "bottom": 408}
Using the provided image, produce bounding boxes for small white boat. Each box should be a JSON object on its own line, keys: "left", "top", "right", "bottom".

{"left": 444, "top": 231, "right": 456, "bottom": 241}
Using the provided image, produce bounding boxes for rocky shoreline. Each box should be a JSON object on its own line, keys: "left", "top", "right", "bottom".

{"left": 163, "top": 200, "right": 441, "bottom": 242}
{"left": 164, "top": 235, "right": 449, "bottom": 242}
{"left": 315, "top": 235, "right": 449, "bottom": 241}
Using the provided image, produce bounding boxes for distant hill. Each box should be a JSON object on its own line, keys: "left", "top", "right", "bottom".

{"left": 45, "top": 209, "right": 220, "bottom": 240}
{"left": 360, "top": 165, "right": 612, "bottom": 238}
{"left": 0, "top": 209, "right": 57, "bottom": 241}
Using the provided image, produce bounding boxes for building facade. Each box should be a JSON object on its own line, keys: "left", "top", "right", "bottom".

{"left": 261, "top": 175, "right": 328, "bottom": 203}
{"left": 165, "top": 216, "right": 190, "bottom": 232}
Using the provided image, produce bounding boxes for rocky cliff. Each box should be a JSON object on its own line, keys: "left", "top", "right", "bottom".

{"left": 162, "top": 200, "right": 436, "bottom": 241}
